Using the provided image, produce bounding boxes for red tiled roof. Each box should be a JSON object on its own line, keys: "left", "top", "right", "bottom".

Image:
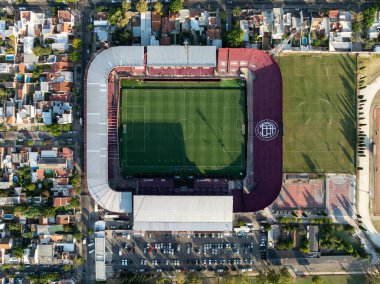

{"left": 48, "top": 62, "right": 72, "bottom": 73}
{"left": 49, "top": 82, "right": 72, "bottom": 93}
{"left": 53, "top": 197, "right": 71, "bottom": 207}
{"left": 5, "top": 117, "right": 15, "bottom": 124}
{"left": 160, "top": 36, "right": 170, "bottom": 45}
{"left": 329, "top": 10, "right": 339, "bottom": 19}
{"left": 207, "top": 28, "right": 221, "bottom": 40}
{"left": 95, "top": 12, "right": 108, "bottom": 21}
{"left": 57, "top": 178, "right": 68, "bottom": 185}
{"left": 58, "top": 10, "right": 72, "bottom": 22}
{"left": 152, "top": 18, "right": 161, "bottom": 32}
{"left": 61, "top": 148, "right": 72, "bottom": 159}
{"left": 208, "top": 17, "right": 217, "bottom": 26}
{"left": 51, "top": 234, "right": 64, "bottom": 242}
{"left": 55, "top": 169, "right": 70, "bottom": 177}
{"left": 49, "top": 93, "right": 69, "bottom": 102}
{"left": 19, "top": 64, "right": 26, "bottom": 74}
{"left": 37, "top": 169, "right": 45, "bottom": 180}
{"left": 56, "top": 215, "right": 70, "bottom": 225}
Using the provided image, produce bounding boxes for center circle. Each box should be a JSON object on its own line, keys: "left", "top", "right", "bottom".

{"left": 174, "top": 119, "right": 195, "bottom": 140}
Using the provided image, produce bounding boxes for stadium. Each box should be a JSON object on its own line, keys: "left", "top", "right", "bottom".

{"left": 85, "top": 46, "right": 283, "bottom": 233}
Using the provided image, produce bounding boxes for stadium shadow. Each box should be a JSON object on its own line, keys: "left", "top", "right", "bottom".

{"left": 119, "top": 121, "right": 245, "bottom": 178}
{"left": 301, "top": 153, "right": 321, "bottom": 172}
{"left": 336, "top": 71, "right": 357, "bottom": 173}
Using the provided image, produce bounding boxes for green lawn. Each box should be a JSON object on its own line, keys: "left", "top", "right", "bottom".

{"left": 294, "top": 275, "right": 369, "bottom": 284}
{"left": 277, "top": 54, "right": 357, "bottom": 173}
{"left": 119, "top": 80, "right": 246, "bottom": 177}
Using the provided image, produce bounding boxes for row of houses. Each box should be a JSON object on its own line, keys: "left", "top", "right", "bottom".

{"left": 238, "top": 8, "right": 354, "bottom": 51}
{"left": 0, "top": 9, "right": 76, "bottom": 127}
{"left": 0, "top": 146, "right": 77, "bottom": 266}
{"left": 93, "top": 8, "right": 222, "bottom": 49}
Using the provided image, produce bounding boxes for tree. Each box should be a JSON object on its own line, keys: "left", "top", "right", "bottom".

{"left": 41, "top": 206, "right": 56, "bottom": 217}
{"left": 108, "top": 6, "right": 130, "bottom": 28}
{"left": 267, "top": 269, "right": 280, "bottom": 284}
{"left": 70, "top": 173, "right": 82, "bottom": 195}
{"left": 67, "top": 197, "right": 80, "bottom": 209}
{"left": 64, "top": 224, "right": 75, "bottom": 233}
{"left": 32, "top": 45, "right": 52, "bottom": 56}
{"left": 72, "top": 38, "right": 82, "bottom": 50}
{"left": 352, "top": 19, "right": 362, "bottom": 33}
{"left": 154, "top": 1, "right": 163, "bottom": 15}
{"left": 311, "top": 275, "right": 323, "bottom": 284}
{"left": 63, "top": 264, "right": 72, "bottom": 271}
{"left": 0, "top": 87, "right": 8, "bottom": 98}
{"left": 8, "top": 223, "right": 22, "bottom": 237}
{"left": 220, "top": 271, "right": 234, "bottom": 284}
{"left": 12, "top": 247, "right": 24, "bottom": 258}
{"left": 363, "top": 7, "right": 377, "bottom": 29}
{"left": 256, "top": 271, "right": 267, "bottom": 284}
{"left": 122, "top": 1, "right": 131, "bottom": 12}
{"left": 27, "top": 183, "right": 36, "bottom": 191}
{"left": 235, "top": 273, "right": 249, "bottom": 284}
{"left": 69, "top": 51, "right": 81, "bottom": 63}
{"left": 313, "top": 38, "right": 321, "bottom": 47}
{"left": 115, "top": 30, "right": 132, "bottom": 45}
{"left": 186, "top": 272, "right": 202, "bottom": 284}
{"left": 169, "top": 0, "right": 183, "bottom": 13}
{"left": 176, "top": 272, "right": 185, "bottom": 284}
{"left": 39, "top": 272, "right": 60, "bottom": 284}
{"left": 225, "top": 23, "right": 244, "bottom": 47}
{"left": 279, "top": 267, "right": 292, "bottom": 283}
{"left": 136, "top": 0, "right": 148, "bottom": 13}
{"left": 74, "top": 257, "right": 85, "bottom": 266}
{"left": 41, "top": 189, "right": 50, "bottom": 198}
{"left": 232, "top": 7, "right": 241, "bottom": 18}
{"left": 73, "top": 231, "right": 83, "bottom": 241}
{"left": 156, "top": 272, "right": 165, "bottom": 284}
{"left": 300, "top": 237, "right": 310, "bottom": 253}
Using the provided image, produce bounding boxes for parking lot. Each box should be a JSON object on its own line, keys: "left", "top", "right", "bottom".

{"left": 106, "top": 231, "right": 267, "bottom": 273}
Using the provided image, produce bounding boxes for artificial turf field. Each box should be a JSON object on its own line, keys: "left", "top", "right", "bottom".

{"left": 119, "top": 80, "right": 246, "bottom": 177}
{"left": 277, "top": 53, "right": 357, "bottom": 173}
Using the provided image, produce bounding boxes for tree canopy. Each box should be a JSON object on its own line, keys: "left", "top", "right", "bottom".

{"left": 69, "top": 51, "right": 81, "bottom": 63}
{"left": 32, "top": 45, "right": 52, "bottom": 57}
{"left": 136, "top": 0, "right": 149, "bottom": 13}
{"left": 72, "top": 38, "right": 82, "bottom": 49}
{"left": 225, "top": 23, "right": 244, "bottom": 47}
{"left": 154, "top": 1, "right": 163, "bottom": 15}
{"left": 169, "top": 0, "right": 183, "bottom": 13}
{"left": 108, "top": 3, "right": 131, "bottom": 28}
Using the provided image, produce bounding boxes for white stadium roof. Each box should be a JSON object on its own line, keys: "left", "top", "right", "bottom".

{"left": 147, "top": 46, "right": 216, "bottom": 67}
{"left": 86, "top": 46, "right": 144, "bottom": 213}
{"left": 133, "top": 195, "right": 233, "bottom": 232}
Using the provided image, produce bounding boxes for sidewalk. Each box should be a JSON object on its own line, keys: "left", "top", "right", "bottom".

{"left": 357, "top": 72, "right": 380, "bottom": 252}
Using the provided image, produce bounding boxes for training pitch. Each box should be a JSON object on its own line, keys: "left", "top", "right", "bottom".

{"left": 277, "top": 53, "right": 356, "bottom": 173}
{"left": 119, "top": 80, "right": 246, "bottom": 177}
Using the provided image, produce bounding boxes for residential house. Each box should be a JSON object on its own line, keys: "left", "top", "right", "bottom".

{"left": 368, "top": 11, "right": 380, "bottom": 40}
{"left": 329, "top": 10, "right": 352, "bottom": 52}
{"left": 53, "top": 197, "right": 71, "bottom": 208}
{"left": 94, "top": 12, "right": 110, "bottom": 49}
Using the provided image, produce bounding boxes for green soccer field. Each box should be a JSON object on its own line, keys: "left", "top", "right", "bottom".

{"left": 119, "top": 80, "right": 246, "bottom": 177}
{"left": 277, "top": 53, "right": 357, "bottom": 174}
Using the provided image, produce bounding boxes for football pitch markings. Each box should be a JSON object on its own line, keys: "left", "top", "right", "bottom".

{"left": 119, "top": 81, "right": 246, "bottom": 176}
